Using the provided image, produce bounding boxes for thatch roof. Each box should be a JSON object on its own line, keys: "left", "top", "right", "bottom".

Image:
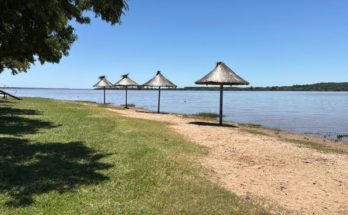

{"left": 114, "top": 74, "right": 138, "bottom": 86}
{"left": 195, "top": 62, "right": 249, "bottom": 85}
{"left": 93, "top": 76, "right": 113, "bottom": 88}
{"left": 143, "top": 71, "right": 177, "bottom": 88}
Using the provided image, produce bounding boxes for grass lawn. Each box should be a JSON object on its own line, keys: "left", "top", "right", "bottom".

{"left": 0, "top": 98, "right": 269, "bottom": 214}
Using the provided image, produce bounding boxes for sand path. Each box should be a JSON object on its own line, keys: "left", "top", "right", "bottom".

{"left": 107, "top": 108, "right": 348, "bottom": 215}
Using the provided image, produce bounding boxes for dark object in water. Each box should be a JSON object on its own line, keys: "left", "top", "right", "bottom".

{"left": 337, "top": 134, "right": 348, "bottom": 141}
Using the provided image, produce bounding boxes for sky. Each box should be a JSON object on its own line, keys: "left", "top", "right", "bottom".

{"left": 1, "top": 0, "right": 348, "bottom": 88}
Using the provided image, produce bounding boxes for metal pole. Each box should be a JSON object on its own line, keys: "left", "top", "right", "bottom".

{"left": 103, "top": 87, "right": 106, "bottom": 104}
{"left": 125, "top": 86, "right": 128, "bottom": 108}
{"left": 158, "top": 87, "right": 161, "bottom": 113}
{"left": 219, "top": 85, "right": 223, "bottom": 125}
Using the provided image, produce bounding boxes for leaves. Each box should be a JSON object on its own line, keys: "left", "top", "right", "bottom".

{"left": 0, "top": 0, "right": 128, "bottom": 74}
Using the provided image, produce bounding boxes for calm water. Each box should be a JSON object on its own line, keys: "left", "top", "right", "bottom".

{"left": 5, "top": 88, "right": 348, "bottom": 139}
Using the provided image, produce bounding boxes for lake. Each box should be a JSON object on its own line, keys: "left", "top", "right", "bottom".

{"left": 4, "top": 88, "right": 348, "bottom": 139}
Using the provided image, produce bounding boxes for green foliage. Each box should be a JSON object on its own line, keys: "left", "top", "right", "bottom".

{"left": 0, "top": 98, "right": 270, "bottom": 214}
{"left": 193, "top": 112, "right": 219, "bottom": 120}
{"left": 241, "top": 123, "right": 262, "bottom": 128}
{"left": 337, "top": 134, "right": 348, "bottom": 141}
{"left": 0, "top": 0, "right": 128, "bottom": 74}
{"left": 284, "top": 138, "right": 347, "bottom": 154}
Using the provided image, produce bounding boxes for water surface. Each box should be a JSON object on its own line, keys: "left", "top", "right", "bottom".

{"left": 5, "top": 88, "right": 348, "bottom": 139}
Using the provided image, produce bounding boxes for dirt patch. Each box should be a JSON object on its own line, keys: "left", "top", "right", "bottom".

{"left": 107, "top": 107, "right": 348, "bottom": 215}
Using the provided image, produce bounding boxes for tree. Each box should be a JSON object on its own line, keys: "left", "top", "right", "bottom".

{"left": 0, "top": 0, "right": 128, "bottom": 74}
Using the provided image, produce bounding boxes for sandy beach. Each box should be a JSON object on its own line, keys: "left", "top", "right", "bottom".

{"left": 107, "top": 107, "right": 348, "bottom": 215}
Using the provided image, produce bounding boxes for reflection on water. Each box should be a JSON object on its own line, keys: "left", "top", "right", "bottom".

{"left": 6, "top": 88, "right": 348, "bottom": 139}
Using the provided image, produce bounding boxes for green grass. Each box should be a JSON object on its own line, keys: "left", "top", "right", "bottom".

{"left": 192, "top": 112, "right": 219, "bottom": 120}
{"left": 0, "top": 98, "right": 269, "bottom": 214}
{"left": 240, "top": 123, "right": 262, "bottom": 129}
{"left": 337, "top": 134, "right": 348, "bottom": 141}
{"left": 242, "top": 128, "right": 270, "bottom": 136}
{"left": 239, "top": 121, "right": 348, "bottom": 155}
{"left": 284, "top": 138, "right": 347, "bottom": 155}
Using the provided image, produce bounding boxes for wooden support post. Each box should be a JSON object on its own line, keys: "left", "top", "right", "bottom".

{"left": 219, "top": 85, "right": 223, "bottom": 125}
{"left": 125, "top": 86, "right": 128, "bottom": 108}
{"left": 157, "top": 87, "right": 161, "bottom": 113}
{"left": 103, "top": 87, "right": 106, "bottom": 104}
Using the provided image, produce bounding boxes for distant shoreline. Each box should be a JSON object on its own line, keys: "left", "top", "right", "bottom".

{"left": 2, "top": 82, "right": 348, "bottom": 91}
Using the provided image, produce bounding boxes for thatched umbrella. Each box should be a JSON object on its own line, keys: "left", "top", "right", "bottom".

{"left": 114, "top": 74, "right": 139, "bottom": 108}
{"left": 143, "top": 71, "right": 176, "bottom": 113}
{"left": 93, "top": 76, "right": 113, "bottom": 104}
{"left": 195, "top": 62, "right": 249, "bottom": 125}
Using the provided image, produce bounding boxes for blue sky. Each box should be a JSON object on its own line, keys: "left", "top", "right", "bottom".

{"left": 1, "top": 0, "right": 348, "bottom": 88}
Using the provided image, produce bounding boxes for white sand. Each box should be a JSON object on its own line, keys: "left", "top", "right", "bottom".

{"left": 107, "top": 108, "right": 348, "bottom": 215}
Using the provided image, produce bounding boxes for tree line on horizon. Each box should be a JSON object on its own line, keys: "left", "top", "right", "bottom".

{"left": 182, "top": 82, "right": 348, "bottom": 91}
{"left": 89, "top": 82, "right": 348, "bottom": 91}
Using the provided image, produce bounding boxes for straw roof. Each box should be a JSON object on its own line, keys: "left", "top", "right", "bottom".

{"left": 195, "top": 62, "right": 249, "bottom": 85}
{"left": 114, "top": 74, "right": 138, "bottom": 86}
{"left": 93, "top": 76, "right": 113, "bottom": 88}
{"left": 143, "top": 71, "right": 177, "bottom": 88}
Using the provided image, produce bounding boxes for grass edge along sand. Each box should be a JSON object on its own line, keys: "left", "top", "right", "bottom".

{"left": 183, "top": 111, "right": 348, "bottom": 155}
{"left": 0, "top": 98, "right": 271, "bottom": 215}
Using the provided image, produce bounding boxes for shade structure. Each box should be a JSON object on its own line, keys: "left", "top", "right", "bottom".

{"left": 195, "top": 62, "right": 249, "bottom": 125}
{"left": 143, "top": 71, "right": 176, "bottom": 113}
{"left": 93, "top": 76, "right": 113, "bottom": 104}
{"left": 114, "top": 74, "right": 139, "bottom": 108}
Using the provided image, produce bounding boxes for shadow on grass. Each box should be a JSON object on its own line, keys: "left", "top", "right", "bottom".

{"left": 188, "top": 121, "right": 238, "bottom": 128}
{"left": 0, "top": 107, "right": 58, "bottom": 136}
{"left": 0, "top": 107, "right": 40, "bottom": 116}
{"left": 0, "top": 138, "right": 113, "bottom": 207}
{"left": 0, "top": 100, "right": 13, "bottom": 104}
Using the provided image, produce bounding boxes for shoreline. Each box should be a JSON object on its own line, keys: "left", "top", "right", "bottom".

{"left": 104, "top": 104, "right": 348, "bottom": 214}
{"left": 2, "top": 98, "right": 347, "bottom": 214}
{"left": 109, "top": 103, "right": 348, "bottom": 148}
{"left": 5, "top": 94, "right": 348, "bottom": 142}
{"left": 2, "top": 98, "right": 272, "bottom": 214}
